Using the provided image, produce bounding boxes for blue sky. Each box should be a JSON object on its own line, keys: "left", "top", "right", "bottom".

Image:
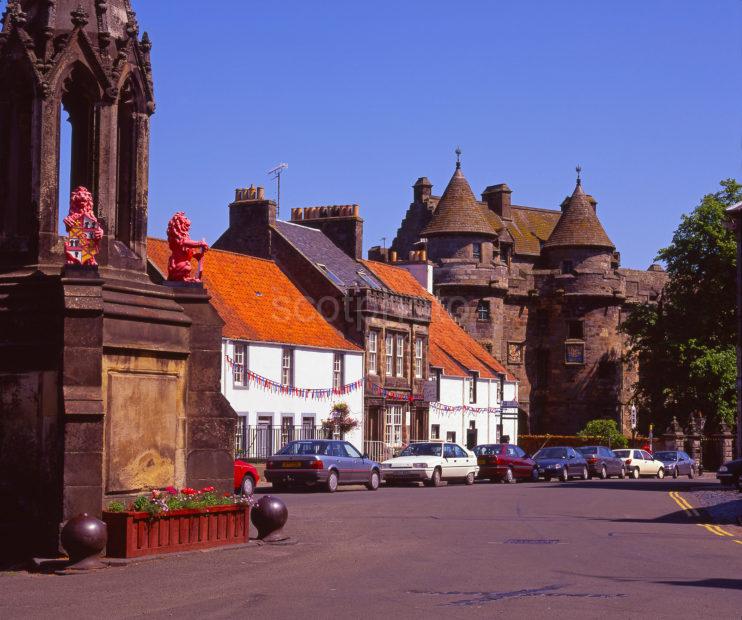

{"left": 7, "top": 0, "right": 741, "bottom": 267}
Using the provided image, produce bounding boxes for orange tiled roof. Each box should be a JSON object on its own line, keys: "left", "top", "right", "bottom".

{"left": 148, "top": 238, "right": 360, "bottom": 352}
{"left": 361, "top": 260, "right": 514, "bottom": 381}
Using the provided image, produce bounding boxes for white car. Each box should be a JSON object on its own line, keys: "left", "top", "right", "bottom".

{"left": 382, "top": 441, "right": 479, "bottom": 487}
{"left": 612, "top": 449, "right": 666, "bottom": 479}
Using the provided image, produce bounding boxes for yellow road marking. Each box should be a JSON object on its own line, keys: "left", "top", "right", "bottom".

{"left": 697, "top": 524, "right": 731, "bottom": 537}
{"left": 734, "top": 540, "right": 742, "bottom": 545}
{"left": 668, "top": 491, "right": 700, "bottom": 517}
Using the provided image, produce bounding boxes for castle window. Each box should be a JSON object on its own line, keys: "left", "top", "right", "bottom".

{"left": 472, "top": 243, "right": 482, "bottom": 261}
{"left": 567, "top": 320, "right": 584, "bottom": 340}
{"left": 562, "top": 260, "right": 574, "bottom": 274}
{"left": 565, "top": 342, "right": 585, "bottom": 365}
{"left": 476, "top": 300, "right": 490, "bottom": 322}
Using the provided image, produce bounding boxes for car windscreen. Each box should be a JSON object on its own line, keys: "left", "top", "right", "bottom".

{"left": 613, "top": 450, "right": 630, "bottom": 458}
{"left": 535, "top": 447, "right": 567, "bottom": 459}
{"left": 577, "top": 447, "right": 598, "bottom": 455}
{"left": 277, "top": 441, "right": 329, "bottom": 456}
{"left": 474, "top": 445, "right": 502, "bottom": 456}
{"left": 653, "top": 452, "right": 676, "bottom": 461}
{"left": 399, "top": 443, "right": 443, "bottom": 457}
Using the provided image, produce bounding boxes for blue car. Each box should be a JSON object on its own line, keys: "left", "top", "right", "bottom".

{"left": 534, "top": 446, "right": 589, "bottom": 481}
{"left": 264, "top": 439, "right": 382, "bottom": 493}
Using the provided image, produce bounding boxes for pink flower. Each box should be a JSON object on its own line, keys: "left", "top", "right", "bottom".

{"left": 201, "top": 486, "right": 215, "bottom": 493}
{"left": 165, "top": 486, "right": 178, "bottom": 495}
{"left": 151, "top": 489, "right": 162, "bottom": 499}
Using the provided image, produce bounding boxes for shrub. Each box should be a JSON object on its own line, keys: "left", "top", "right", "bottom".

{"left": 577, "top": 419, "right": 628, "bottom": 448}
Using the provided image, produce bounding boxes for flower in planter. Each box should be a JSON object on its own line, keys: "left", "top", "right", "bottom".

{"left": 181, "top": 488, "right": 198, "bottom": 496}
{"left": 165, "top": 486, "right": 178, "bottom": 495}
{"left": 202, "top": 486, "right": 215, "bottom": 493}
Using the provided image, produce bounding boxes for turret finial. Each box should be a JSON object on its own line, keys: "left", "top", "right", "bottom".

{"left": 576, "top": 164, "right": 582, "bottom": 186}
{"left": 455, "top": 146, "right": 462, "bottom": 169}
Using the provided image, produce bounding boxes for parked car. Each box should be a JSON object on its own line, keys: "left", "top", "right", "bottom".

{"left": 234, "top": 459, "right": 260, "bottom": 495}
{"left": 716, "top": 457, "right": 742, "bottom": 487}
{"left": 474, "top": 443, "right": 538, "bottom": 483}
{"left": 612, "top": 449, "right": 665, "bottom": 479}
{"left": 653, "top": 450, "right": 696, "bottom": 479}
{"left": 533, "top": 446, "right": 589, "bottom": 481}
{"left": 382, "top": 441, "right": 478, "bottom": 487}
{"left": 576, "top": 446, "right": 626, "bottom": 479}
{"left": 264, "top": 439, "right": 381, "bottom": 493}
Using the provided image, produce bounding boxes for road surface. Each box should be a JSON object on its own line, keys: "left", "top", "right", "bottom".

{"left": 1, "top": 477, "right": 740, "bottom": 618}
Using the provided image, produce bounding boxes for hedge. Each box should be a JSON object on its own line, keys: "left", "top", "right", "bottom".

{"left": 517, "top": 434, "right": 641, "bottom": 455}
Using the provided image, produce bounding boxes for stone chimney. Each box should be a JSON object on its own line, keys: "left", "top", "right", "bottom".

{"left": 290, "top": 204, "right": 364, "bottom": 260}
{"left": 482, "top": 184, "right": 512, "bottom": 221}
{"left": 413, "top": 177, "right": 433, "bottom": 203}
{"left": 212, "top": 185, "right": 276, "bottom": 258}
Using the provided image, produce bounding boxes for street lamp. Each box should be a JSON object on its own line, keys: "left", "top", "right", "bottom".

{"left": 630, "top": 404, "right": 637, "bottom": 448}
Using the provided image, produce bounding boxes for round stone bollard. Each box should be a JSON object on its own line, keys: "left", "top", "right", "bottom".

{"left": 251, "top": 495, "right": 289, "bottom": 543}
{"left": 60, "top": 513, "right": 108, "bottom": 571}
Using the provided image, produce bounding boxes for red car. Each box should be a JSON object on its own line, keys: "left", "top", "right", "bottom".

{"left": 234, "top": 459, "right": 260, "bottom": 495}
{"left": 474, "top": 443, "right": 539, "bottom": 483}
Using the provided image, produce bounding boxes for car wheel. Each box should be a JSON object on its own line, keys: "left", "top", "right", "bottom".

{"left": 657, "top": 468, "right": 665, "bottom": 479}
{"left": 426, "top": 467, "right": 442, "bottom": 487}
{"left": 326, "top": 470, "right": 339, "bottom": 493}
{"left": 561, "top": 468, "right": 569, "bottom": 482}
{"left": 672, "top": 468, "right": 679, "bottom": 479}
{"left": 619, "top": 467, "right": 626, "bottom": 479}
{"left": 531, "top": 467, "right": 540, "bottom": 482}
{"left": 366, "top": 470, "right": 380, "bottom": 491}
{"left": 241, "top": 475, "right": 255, "bottom": 496}
{"left": 600, "top": 466, "right": 607, "bottom": 480}
{"left": 464, "top": 472, "right": 475, "bottom": 486}
{"left": 688, "top": 467, "right": 695, "bottom": 480}
{"left": 581, "top": 466, "right": 589, "bottom": 480}
{"left": 631, "top": 467, "right": 640, "bottom": 479}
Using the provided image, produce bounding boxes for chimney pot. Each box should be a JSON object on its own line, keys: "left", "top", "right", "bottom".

{"left": 257, "top": 186, "right": 265, "bottom": 200}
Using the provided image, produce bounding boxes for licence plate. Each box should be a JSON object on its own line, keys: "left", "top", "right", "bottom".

{"left": 478, "top": 458, "right": 486, "bottom": 465}
{"left": 282, "top": 462, "right": 301, "bottom": 468}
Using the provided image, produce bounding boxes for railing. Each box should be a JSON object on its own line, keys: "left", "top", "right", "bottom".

{"left": 236, "top": 425, "right": 330, "bottom": 460}
{"left": 363, "top": 441, "right": 395, "bottom": 463}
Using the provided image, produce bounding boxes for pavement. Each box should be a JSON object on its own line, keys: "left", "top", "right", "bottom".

{"left": 1, "top": 477, "right": 741, "bottom": 619}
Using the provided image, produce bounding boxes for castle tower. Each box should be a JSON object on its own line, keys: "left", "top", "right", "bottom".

{"left": 0, "top": 1, "right": 235, "bottom": 557}
{"left": 533, "top": 174, "right": 624, "bottom": 433}
{"left": 0, "top": 0, "right": 154, "bottom": 270}
{"left": 420, "top": 154, "right": 508, "bottom": 356}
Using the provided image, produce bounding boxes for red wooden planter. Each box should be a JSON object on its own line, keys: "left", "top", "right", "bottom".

{"left": 103, "top": 504, "right": 250, "bottom": 558}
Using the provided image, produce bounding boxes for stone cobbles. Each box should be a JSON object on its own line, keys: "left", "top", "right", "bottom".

{"left": 690, "top": 486, "right": 742, "bottom": 525}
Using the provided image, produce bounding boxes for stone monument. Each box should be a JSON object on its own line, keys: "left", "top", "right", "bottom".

{"left": 0, "top": 0, "right": 236, "bottom": 558}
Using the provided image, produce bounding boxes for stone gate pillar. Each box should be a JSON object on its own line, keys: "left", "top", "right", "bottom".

{"left": 662, "top": 417, "right": 685, "bottom": 451}
{"left": 712, "top": 421, "right": 734, "bottom": 466}
{"left": 685, "top": 413, "right": 705, "bottom": 471}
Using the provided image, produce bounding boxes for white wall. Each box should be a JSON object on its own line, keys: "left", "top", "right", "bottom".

{"left": 222, "top": 340, "right": 365, "bottom": 448}
{"left": 428, "top": 375, "right": 519, "bottom": 448}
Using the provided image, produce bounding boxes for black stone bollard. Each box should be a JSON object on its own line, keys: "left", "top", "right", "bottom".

{"left": 251, "top": 496, "right": 289, "bottom": 543}
{"left": 60, "top": 513, "right": 108, "bottom": 571}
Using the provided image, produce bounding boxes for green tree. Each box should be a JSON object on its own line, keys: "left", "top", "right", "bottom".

{"left": 577, "top": 419, "right": 628, "bottom": 448}
{"left": 621, "top": 179, "right": 740, "bottom": 431}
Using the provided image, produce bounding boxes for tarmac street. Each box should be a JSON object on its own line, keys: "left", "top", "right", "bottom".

{"left": 1, "top": 478, "right": 741, "bottom": 619}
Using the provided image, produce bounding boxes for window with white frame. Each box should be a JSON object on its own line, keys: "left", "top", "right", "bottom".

{"left": 396, "top": 334, "right": 405, "bottom": 378}
{"left": 414, "top": 337, "right": 424, "bottom": 379}
{"left": 281, "top": 348, "right": 293, "bottom": 386}
{"left": 233, "top": 343, "right": 246, "bottom": 386}
{"left": 431, "top": 424, "right": 440, "bottom": 439}
{"left": 235, "top": 415, "right": 247, "bottom": 456}
{"left": 333, "top": 353, "right": 344, "bottom": 389}
{"left": 385, "top": 333, "right": 394, "bottom": 376}
{"left": 384, "top": 406, "right": 403, "bottom": 446}
{"left": 368, "top": 331, "right": 378, "bottom": 374}
{"left": 468, "top": 374, "right": 477, "bottom": 403}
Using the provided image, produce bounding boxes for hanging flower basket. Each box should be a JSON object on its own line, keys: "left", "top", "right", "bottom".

{"left": 103, "top": 487, "right": 253, "bottom": 559}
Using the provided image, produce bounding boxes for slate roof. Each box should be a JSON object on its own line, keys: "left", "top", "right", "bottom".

{"left": 361, "top": 260, "right": 514, "bottom": 381}
{"left": 147, "top": 238, "right": 360, "bottom": 352}
{"left": 420, "top": 166, "right": 498, "bottom": 238}
{"left": 543, "top": 181, "right": 614, "bottom": 250}
{"left": 274, "top": 221, "right": 384, "bottom": 291}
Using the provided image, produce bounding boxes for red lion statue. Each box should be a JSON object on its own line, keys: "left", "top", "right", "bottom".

{"left": 166, "top": 211, "right": 208, "bottom": 282}
{"left": 64, "top": 186, "right": 104, "bottom": 266}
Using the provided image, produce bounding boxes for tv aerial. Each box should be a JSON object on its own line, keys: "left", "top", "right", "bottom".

{"left": 267, "top": 163, "right": 289, "bottom": 218}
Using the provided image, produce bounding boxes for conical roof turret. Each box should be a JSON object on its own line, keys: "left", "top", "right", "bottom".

{"left": 543, "top": 176, "right": 614, "bottom": 250}
{"left": 421, "top": 155, "right": 497, "bottom": 238}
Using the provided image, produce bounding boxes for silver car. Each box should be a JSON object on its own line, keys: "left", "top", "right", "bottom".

{"left": 653, "top": 450, "right": 696, "bottom": 479}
